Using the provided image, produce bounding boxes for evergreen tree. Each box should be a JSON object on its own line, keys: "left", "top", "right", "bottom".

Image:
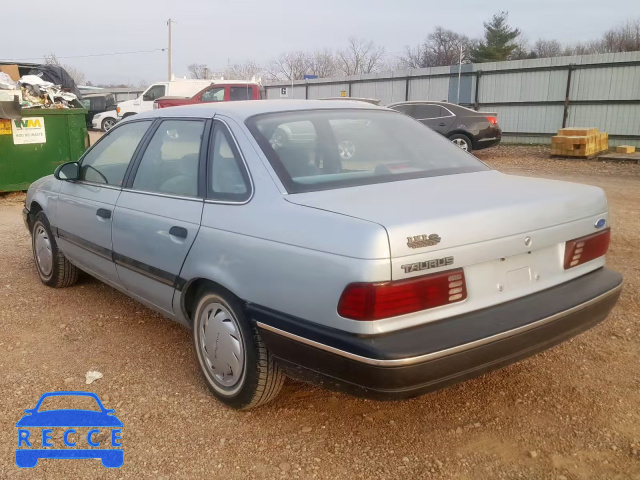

{"left": 470, "top": 12, "right": 522, "bottom": 62}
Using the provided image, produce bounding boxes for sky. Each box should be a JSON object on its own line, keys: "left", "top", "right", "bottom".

{"left": 3, "top": 0, "right": 637, "bottom": 86}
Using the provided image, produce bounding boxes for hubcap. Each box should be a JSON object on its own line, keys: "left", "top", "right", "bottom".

{"left": 338, "top": 140, "right": 356, "bottom": 160}
{"left": 199, "top": 302, "right": 244, "bottom": 389}
{"left": 452, "top": 138, "right": 469, "bottom": 151}
{"left": 34, "top": 225, "right": 53, "bottom": 277}
{"left": 104, "top": 119, "right": 115, "bottom": 130}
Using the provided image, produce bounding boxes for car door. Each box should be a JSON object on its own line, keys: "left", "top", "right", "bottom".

{"left": 141, "top": 84, "right": 167, "bottom": 112}
{"left": 412, "top": 104, "right": 455, "bottom": 135}
{"left": 111, "top": 118, "right": 208, "bottom": 314}
{"left": 56, "top": 120, "right": 153, "bottom": 286}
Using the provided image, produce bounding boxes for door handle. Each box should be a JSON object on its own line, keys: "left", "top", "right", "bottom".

{"left": 438, "top": 122, "right": 447, "bottom": 126}
{"left": 169, "top": 226, "right": 188, "bottom": 239}
{"left": 96, "top": 208, "right": 111, "bottom": 220}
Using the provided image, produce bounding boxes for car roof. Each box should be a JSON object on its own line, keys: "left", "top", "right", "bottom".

{"left": 127, "top": 99, "right": 385, "bottom": 123}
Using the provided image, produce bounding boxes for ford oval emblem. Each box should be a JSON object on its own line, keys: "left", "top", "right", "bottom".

{"left": 595, "top": 218, "right": 606, "bottom": 229}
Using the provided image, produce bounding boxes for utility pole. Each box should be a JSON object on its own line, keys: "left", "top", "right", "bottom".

{"left": 167, "top": 19, "right": 175, "bottom": 81}
{"left": 457, "top": 43, "right": 463, "bottom": 105}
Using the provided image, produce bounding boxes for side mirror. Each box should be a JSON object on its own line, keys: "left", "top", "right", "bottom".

{"left": 54, "top": 162, "right": 80, "bottom": 181}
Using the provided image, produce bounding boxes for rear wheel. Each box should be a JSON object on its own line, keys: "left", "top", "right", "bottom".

{"left": 192, "top": 288, "right": 284, "bottom": 409}
{"left": 449, "top": 133, "right": 473, "bottom": 153}
{"left": 31, "top": 212, "right": 79, "bottom": 288}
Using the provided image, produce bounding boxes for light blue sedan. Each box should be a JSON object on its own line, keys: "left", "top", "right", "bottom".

{"left": 24, "top": 100, "right": 622, "bottom": 409}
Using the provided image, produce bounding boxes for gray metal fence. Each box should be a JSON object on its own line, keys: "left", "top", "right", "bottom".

{"left": 265, "top": 52, "right": 640, "bottom": 147}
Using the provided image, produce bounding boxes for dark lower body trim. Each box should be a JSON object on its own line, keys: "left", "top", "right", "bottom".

{"left": 54, "top": 227, "right": 185, "bottom": 290}
{"left": 251, "top": 268, "right": 622, "bottom": 400}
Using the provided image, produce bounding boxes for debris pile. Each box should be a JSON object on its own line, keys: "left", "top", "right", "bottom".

{"left": 17, "top": 75, "right": 77, "bottom": 109}
{"left": 550, "top": 127, "right": 609, "bottom": 158}
{"left": 0, "top": 64, "right": 82, "bottom": 112}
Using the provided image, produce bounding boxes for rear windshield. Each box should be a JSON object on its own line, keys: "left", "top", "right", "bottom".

{"left": 245, "top": 109, "right": 488, "bottom": 193}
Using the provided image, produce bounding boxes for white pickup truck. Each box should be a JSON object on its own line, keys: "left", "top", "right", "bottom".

{"left": 116, "top": 79, "right": 213, "bottom": 120}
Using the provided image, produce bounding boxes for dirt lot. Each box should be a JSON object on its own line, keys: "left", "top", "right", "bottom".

{"left": 0, "top": 145, "right": 639, "bottom": 479}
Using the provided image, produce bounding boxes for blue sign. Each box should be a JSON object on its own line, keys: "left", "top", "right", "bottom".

{"left": 304, "top": 75, "right": 318, "bottom": 80}
{"left": 15, "top": 391, "right": 123, "bottom": 468}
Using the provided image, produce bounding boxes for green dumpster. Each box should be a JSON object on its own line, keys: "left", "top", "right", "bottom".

{"left": 0, "top": 108, "right": 89, "bottom": 192}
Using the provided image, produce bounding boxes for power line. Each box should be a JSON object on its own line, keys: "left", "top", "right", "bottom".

{"left": 7, "top": 48, "right": 167, "bottom": 62}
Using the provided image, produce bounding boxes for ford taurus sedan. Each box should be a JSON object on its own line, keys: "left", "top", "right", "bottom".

{"left": 23, "top": 100, "right": 622, "bottom": 410}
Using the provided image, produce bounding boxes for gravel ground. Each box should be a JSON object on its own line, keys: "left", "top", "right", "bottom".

{"left": 0, "top": 144, "right": 639, "bottom": 479}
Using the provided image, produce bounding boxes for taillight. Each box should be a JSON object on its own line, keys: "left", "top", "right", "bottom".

{"left": 564, "top": 228, "right": 610, "bottom": 269}
{"left": 486, "top": 116, "right": 498, "bottom": 125}
{"left": 337, "top": 268, "right": 467, "bottom": 321}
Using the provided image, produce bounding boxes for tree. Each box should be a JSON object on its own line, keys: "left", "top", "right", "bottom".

{"left": 308, "top": 50, "right": 337, "bottom": 78}
{"left": 400, "top": 27, "right": 470, "bottom": 68}
{"left": 336, "top": 37, "right": 385, "bottom": 75}
{"left": 602, "top": 19, "right": 640, "bottom": 52}
{"left": 43, "top": 53, "right": 87, "bottom": 85}
{"left": 267, "top": 51, "right": 310, "bottom": 81}
{"left": 532, "top": 39, "right": 563, "bottom": 58}
{"left": 469, "top": 12, "right": 522, "bottom": 62}
{"left": 222, "top": 61, "right": 264, "bottom": 80}
{"left": 187, "top": 63, "right": 213, "bottom": 79}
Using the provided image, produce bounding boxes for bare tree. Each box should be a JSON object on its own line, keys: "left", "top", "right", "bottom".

{"left": 308, "top": 50, "right": 337, "bottom": 78}
{"left": 425, "top": 27, "right": 470, "bottom": 66}
{"left": 602, "top": 19, "right": 640, "bottom": 52}
{"left": 398, "top": 44, "right": 426, "bottom": 69}
{"left": 532, "top": 39, "right": 563, "bottom": 58}
{"left": 400, "top": 27, "right": 470, "bottom": 68}
{"left": 336, "top": 37, "right": 386, "bottom": 75}
{"left": 187, "top": 63, "right": 214, "bottom": 79}
{"left": 222, "top": 61, "right": 264, "bottom": 80}
{"left": 267, "top": 51, "right": 310, "bottom": 81}
{"left": 43, "top": 53, "right": 87, "bottom": 85}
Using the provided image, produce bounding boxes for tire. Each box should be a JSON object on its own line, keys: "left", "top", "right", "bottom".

{"left": 192, "top": 288, "right": 284, "bottom": 409}
{"left": 31, "top": 212, "right": 79, "bottom": 288}
{"left": 449, "top": 133, "right": 473, "bottom": 153}
{"left": 101, "top": 117, "right": 116, "bottom": 131}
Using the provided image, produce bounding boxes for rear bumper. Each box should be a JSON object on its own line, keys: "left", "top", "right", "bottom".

{"left": 475, "top": 136, "right": 501, "bottom": 149}
{"left": 251, "top": 268, "right": 622, "bottom": 400}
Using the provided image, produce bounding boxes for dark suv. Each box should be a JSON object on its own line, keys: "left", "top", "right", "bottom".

{"left": 388, "top": 101, "right": 501, "bottom": 152}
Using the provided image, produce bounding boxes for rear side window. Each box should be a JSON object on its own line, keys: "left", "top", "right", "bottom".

{"left": 230, "top": 86, "right": 252, "bottom": 101}
{"left": 80, "top": 120, "right": 151, "bottom": 186}
{"left": 412, "top": 104, "right": 442, "bottom": 119}
{"left": 132, "top": 120, "right": 205, "bottom": 197}
{"left": 390, "top": 104, "right": 413, "bottom": 116}
{"left": 208, "top": 123, "right": 251, "bottom": 202}
{"left": 202, "top": 87, "right": 225, "bottom": 102}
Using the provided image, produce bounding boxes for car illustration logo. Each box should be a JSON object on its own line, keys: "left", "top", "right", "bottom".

{"left": 15, "top": 391, "right": 123, "bottom": 468}
{"left": 407, "top": 234, "right": 441, "bottom": 249}
{"left": 595, "top": 218, "right": 606, "bottom": 229}
{"left": 524, "top": 236, "right": 532, "bottom": 247}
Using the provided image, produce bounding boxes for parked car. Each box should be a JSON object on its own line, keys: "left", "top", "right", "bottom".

{"left": 24, "top": 100, "right": 622, "bottom": 410}
{"left": 154, "top": 81, "right": 262, "bottom": 109}
{"left": 388, "top": 101, "right": 501, "bottom": 152}
{"left": 116, "top": 79, "right": 213, "bottom": 119}
{"left": 91, "top": 110, "right": 118, "bottom": 132}
{"left": 80, "top": 93, "right": 117, "bottom": 130}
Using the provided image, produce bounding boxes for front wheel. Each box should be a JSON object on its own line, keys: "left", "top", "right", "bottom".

{"left": 449, "top": 133, "right": 473, "bottom": 153}
{"left": 102, "top": 117, "right": 116, "bottom": 131}
{"left": 192, "top": 288, "right": 284, "bottom": 409}
{"left": 31, "top": 212, "right": 79, "bottom": 288}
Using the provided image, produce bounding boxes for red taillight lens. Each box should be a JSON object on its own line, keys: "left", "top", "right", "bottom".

{"left": 338, "top": 268, "right": 467, "bottom": 321}
{"left": 486, "top": 116, "right": 498, "bottom": 125}
{"left": 564, "top": 228, "right": 610, "bottom": 270}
